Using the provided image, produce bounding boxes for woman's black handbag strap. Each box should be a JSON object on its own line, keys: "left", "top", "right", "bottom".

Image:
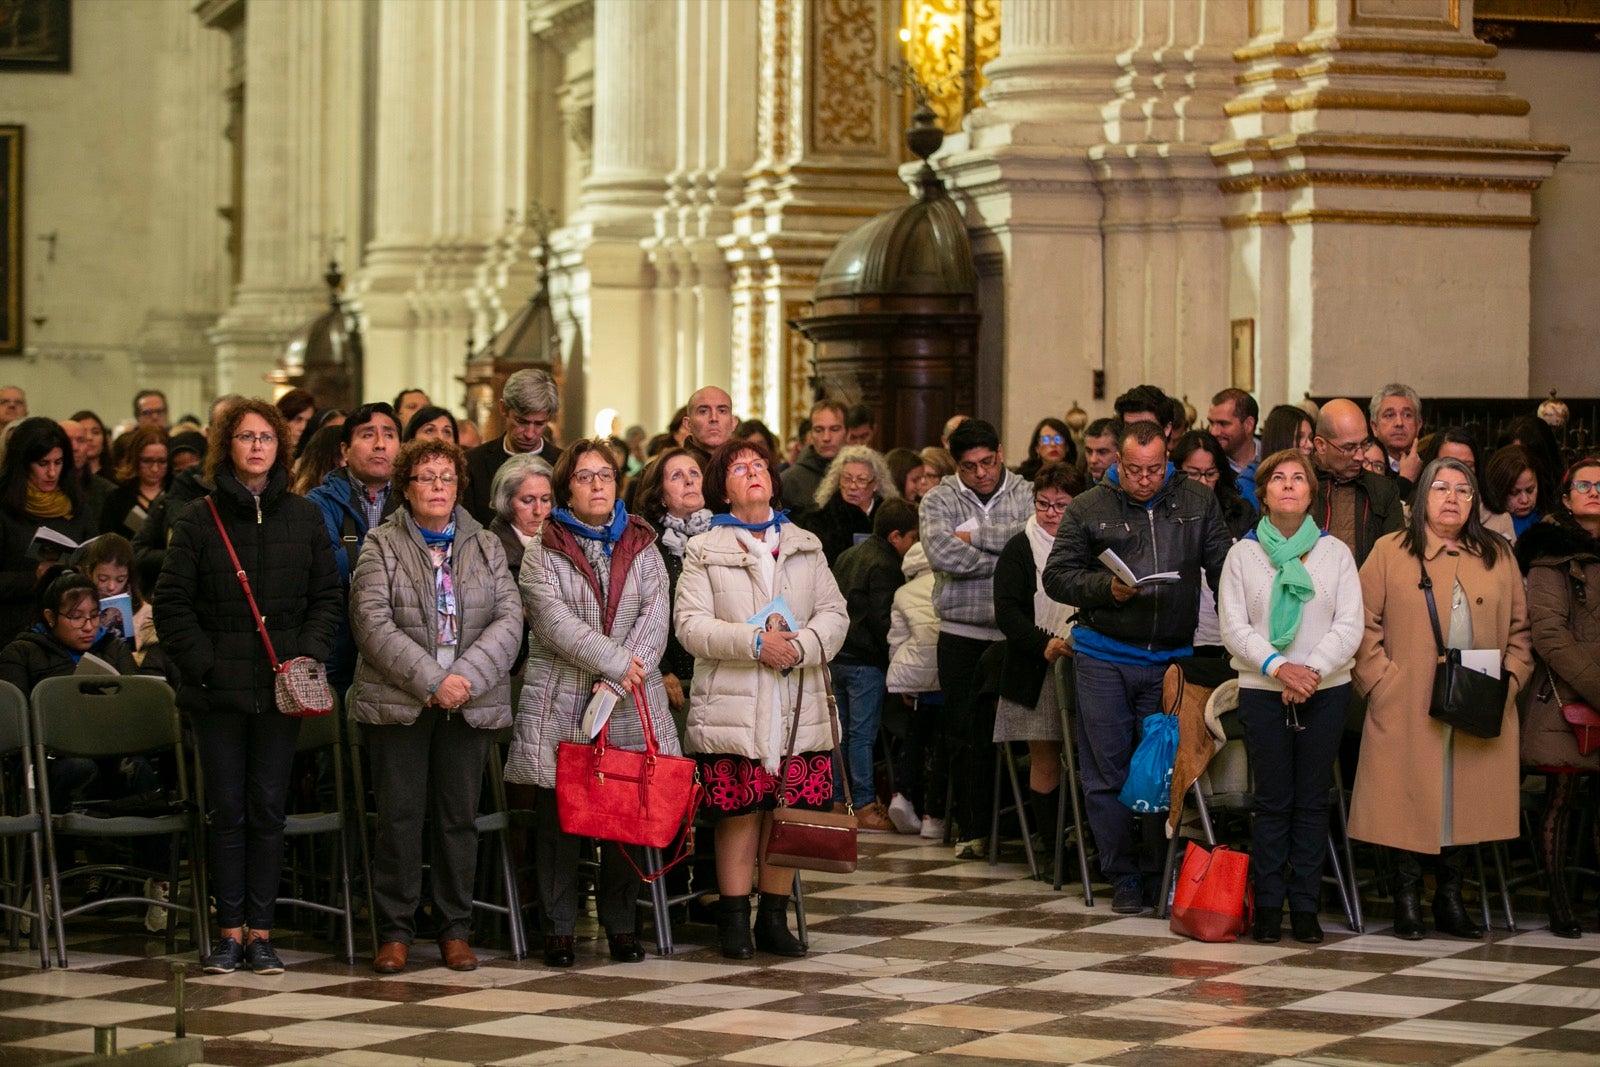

{"left": 1419, "top": 559, "right": 1448, "bottom": 663}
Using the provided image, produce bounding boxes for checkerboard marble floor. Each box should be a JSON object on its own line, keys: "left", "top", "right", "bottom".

{"left": 6, "top": 837, "right": 1600, "bottom": 1066}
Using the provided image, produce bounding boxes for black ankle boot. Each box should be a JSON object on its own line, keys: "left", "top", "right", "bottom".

{"left": 717, "top": 895, "right": 754, "bottom": 960}
{"left": 1029, "top": 788, "right": 1060, "bottom": 878}
{"left": 1392, "top": 850, "right": 1426, "bottom": 941}
{"left": 753, "top": 892, "right": 806, "bottom": 957}
{"left": 1432, "top": 849, "right": 1486, "bottom": 939}
{"left": 1542, "top": 780, "right": 1583, "bottom": 939}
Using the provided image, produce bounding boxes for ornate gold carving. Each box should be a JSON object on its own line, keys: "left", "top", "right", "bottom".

{"left": 1212, "top": 131, "right": 1570, "bottom": 163}
{"left": 900, "top": 0, "right": 1001, "bottom": 134}
{"left": 1224, "top": 88, "right": 1530, "bottom": 116}
{"left": 1234, "top": 34, "right": 1497, "bottom": 60}
{"left": 758, "top": 0, "right": 794, "bottom": 163}
{"left": 784, "top": 297, "right": 813, "bottom": 434}
{"left": 1217, "top": 171, "right": 1544, "bottom": 193}
{"left": 1236, "top": 60, "right": 1506, "bottom": 84}
{"left": 1348, "top": 0, "right": 1461, "bottom": 32}
{"left": 814, "top": 0, "right": 882, "bottom": 151}
{"left": 1223, "top": 208, "right": 1538, "bottom": 228}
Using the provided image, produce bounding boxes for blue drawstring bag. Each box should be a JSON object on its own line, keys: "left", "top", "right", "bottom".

{"left": 1118, "top": 712, "right": 1178, "bottom": 813}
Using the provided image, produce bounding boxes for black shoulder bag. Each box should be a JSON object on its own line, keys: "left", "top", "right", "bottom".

{"left": 1420, "top": 558, "right": 1508, "bottom": 739}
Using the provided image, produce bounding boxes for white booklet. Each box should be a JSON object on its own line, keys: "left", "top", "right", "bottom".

{"left": 1098, "top": 548, "right": 1181, "bottom": 587}
{"left": 579, "top": 686, "right": 620, "bottom": 739}
{"left": 1458, "top": 649, "right": 1501, "bottom": 679}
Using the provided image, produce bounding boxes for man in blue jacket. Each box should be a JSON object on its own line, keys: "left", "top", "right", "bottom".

{"left": 1044, "top": 419, "right": 1232, "bottom": 913}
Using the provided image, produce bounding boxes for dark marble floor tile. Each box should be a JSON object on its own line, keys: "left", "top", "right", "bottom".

{"left": 1027, "top": 932, "right": 1176, "bottom": 954}
{"left": 1236, "top": 1008, "right": 1397, "bottom": 1035}
{"left": 530, "top": 972, "right": 677, "bottom": 997}
{"left": 1090, "top": 956, "right": 1242, "bottom": 980}
{"left": 355, "top": 1002, "right": 519, "bottom": 1029}
{"left": 1532, "top": 965, "right": 1600, "bottom": 988}
{"left": 962, "top": 988, "right": 1123, "bottom": 1016}
{"left": 1510, "top": 1026, "right": 1600, "bottom": 1053}
{"left": 1305, "top": 950, "right": 1445, "bottom": 973}
{"left": 200, "top": 1038, "right": 320, "bottom": 1066}
{"left": 180, "top": 1010, "right": 304, "bottom": 1038}
{"left": 0, "top": 1047, "right": 75, "bottom": 1066}
{"left": 599, "top": 1025, "right": 770, "bottom": 1059}
{"left": 364, "top": 1030, "right": 549, "bottom": 1062}
{"left": 1097, "top": 1043, "right": 1278, "bottom": 1066}
{"left": 1427, "top": 999, "right": 1592, "bottom": 1027}
{"left": 798, "top": 916, "right": 930, "bottom": 937}
{"left": 1310, "top": 1036, "right": 1492, "bottom": 1065}
{"left": 805, "top": 1019, "right": 988, "bottom": 1053}
{"left": 0, "top": 1017, "right": 72, "bottom": 1041}
{"left": 908, "top": 961, "right": 1055, "bottom": 986}
{"left": 1181, "top": 981, "right": 1319, "bottom": 1009}
{"left": 544, "top": 997, "right": 706, "bottom": 1025}
{"left": 329, "top": 978, "right": 480, "bottom": 1002}
{"left": 0, "top": 992, "right": 57, "bottom": 1012}
{"left": 1015, "top": 1013, "right": 1191, "bottom": 1044}
{"left": 1339, "top": 973, "right": 1512, "bottom": 1000}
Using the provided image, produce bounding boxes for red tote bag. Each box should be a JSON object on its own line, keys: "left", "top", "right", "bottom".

{"left": 1169, "top": 842, "right": 1253, "bottom": 942}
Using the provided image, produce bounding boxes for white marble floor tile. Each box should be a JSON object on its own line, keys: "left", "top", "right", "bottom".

{"left": 1144, "top": 940, "right": 1299, "bottom": 964}
{"left": 190, "top": 969, "right": 363, "bottom": 992}
{"left": 1562, "top": 1012, "right": 1600, "bottom": 1031}
{"left": 12, "top": 1026, "right": 184, "bottom": 1052}
{"left": 809, "top": 885, "right": 949, "bottom": 903}
{"left": 1479, "top": 983, "right": 1600, "bottom": 1011}
{"left": 917, "top": 863, "right": 1038, "bottom": 880}
{"left": 1361, "top": 1018, "right": 1546, "bottom": 1046}
{"left": 664, "top": 1008, "right": 855, "bottom": 1039}
{"left": 967, "top": 877, "right": 1065, "bottom": 897}
{"left": 1500, "top": 929, "right": 1600, "bottom": 952}
{"left": 1397, "top": 957, "right": 1564, "bottom": 983}
{"left": 1213, "top": 965, "right": 1384, "bottom": 991}
{"left": 1317, "top": 932, "right": 1477, "bottom": 957}
{"left": 901, "top": 923, "right": 1059, "bottom": 947}
{"left": 1029, "top": 895, "right": 1107, "bottom": 917}
{"left": 939, "top": 1033, "right": 1138, "bottom": 1063}
{"left": 721, "top": 1038, "right": 915, "bottom": 1066}
{"left": 1, "top": 998, "right": 171, "bottom": 1025}
{"left": 231, "top": 1021, "right": 432, "bottom": 1050}
{"left": 1454, "top": 1051, "right": 1600, "bottom": 1067}
{"left": 382, "top": 965, "right": 556, "bottom": 988}
{"left": 418, "top": 989, "right": 600, "bottom": 1013}
{"left": 775, "top": 953, "right": 934, "bottom": 978}
{"left": 623, "top": 982, "right": 799, "bottom": 1009}
{"left": 1283, "top": 991, "right": 1462, "bottom": 1018}
{"left": 0, "top": 949, "right": 142, "bottom": 970}
{"left": 214, "top": 992, "right": 399, "bottom": 1020}
{"left": 1021, "top": 971, "right": 1191, "bottom": 997}
{"left": 851, "top": 903, "right": 1007, "bottom": 923}
{"left": 582, "top": 958, "right": 756, "bottom": 982}
{"left": 0, "top": 971, "right": 158, "bottom": 998}
{"left": 824, "top": 977, "right": 1000, "bottom": 1003}
{"left": 1158, "top": 1025, "right": 1345, "bottom": 1055}
{"left": 962, "top": 947, "right": 1125, "bottom": 971}
{"left": 801, "top": 932, "right": 891, "bottom": 954}
{"left": 1066, "top": 916, "right": 1181, "bottom": 938}
{"left": 872, "top": 845, "right": 964, "bottom": 861}
{"left": 1086, "top": 998, "right": 1263, "bottom": 1027}
{"left": 453, "top": 1015, "right": 645, "bottom": 1042}
{"left": 883, "top": 1003, "right": 1061, "bottom": 1031}
{"left": 276, "top": 1055, "right": 474, "bottom": 1067}
{"left": 491, "top": 1048, "right": 693, "bottom": 1067}
{"left": 798, "top": 867, "right": 907, "bottom": 885}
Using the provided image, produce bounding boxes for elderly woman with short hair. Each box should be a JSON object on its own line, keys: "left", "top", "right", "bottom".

{"left": 801, "top": 445, "right": 899, "bottom": 567}
{"left": 505, "top": 437, "right": 677, "bottom": 968}
{"left": 486, "top": 453, "right": 555, "bottom": 579}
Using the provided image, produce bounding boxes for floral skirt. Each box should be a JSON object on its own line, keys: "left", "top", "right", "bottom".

{"left": 696, "top": 751, "right": 833, "bottom": 817}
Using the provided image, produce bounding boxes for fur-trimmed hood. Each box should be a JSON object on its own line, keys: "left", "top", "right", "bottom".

{"left": 1515, "top": 514, "right": 1600, "bottom": 575}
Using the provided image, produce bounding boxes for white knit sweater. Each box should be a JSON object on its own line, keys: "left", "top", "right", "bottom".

{"left": 1218, "top": 533, "right": 1364, "bottom": 691}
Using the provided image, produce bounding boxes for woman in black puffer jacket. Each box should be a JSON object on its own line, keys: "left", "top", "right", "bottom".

{"left": 155, "top": 399, "right": 342, "bottom": 977}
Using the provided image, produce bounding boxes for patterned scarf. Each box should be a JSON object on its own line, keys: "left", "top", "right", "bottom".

{"left": 418, "top": 522, "right": 458, "bottom": 647}
{"left": 659, "top": 508, "right": 713, "bottom": 557}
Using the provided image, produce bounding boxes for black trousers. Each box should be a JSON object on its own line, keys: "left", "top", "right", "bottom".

{"left": 533, "top": 788, "right": 643, "bottom": 937}
{"left": 936, "top": 632, "right": 997, "bottom": 838}
{"left": 364, "top": 707, "right": 495, "bottom": 944}
{"left": 190, "top": 707, "right": 302, "bottom": 930}
{"left": 1237, "top": 683, "right": 1350, "bottom": 912}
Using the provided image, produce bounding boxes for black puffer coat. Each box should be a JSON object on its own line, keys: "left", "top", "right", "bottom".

{"left": 0, "top": 506, "right": 96, "bottom": 643}
{"left": 153, "top": 467, "right": 342, "bottom": 716}
{"left": 800, "top": 492, "right": 876, "bottom": 568}
{"left": 0, "top": 627, "right": 140, "bottom": 693}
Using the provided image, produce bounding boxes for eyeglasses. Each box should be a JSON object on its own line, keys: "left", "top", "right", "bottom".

{"left": 139, "top": 456, "right": 169, "bottom": 466}
{"left": 957, "top": 455, "right": 1001, "bottom": 476}
{"left": 1183, "top": 467, "right": 1219, "bottom": 483}
{"left": 1034, "top": 499, "right": 1069, "bottom": 514}
{"left": 572, "top": 469, "right": 617, "bottom": 486}
{"left": 1429, "top": 481, "right": 1475, "bottom": 500}
{"left": 729, "top": 461, "right": 769, "bottom": 478}
{"left": 1571, "top": 480, "right": 1600, "bottom": 495}
{"left": 411, "top": 474, "right": 457, "bottom": 487}
{"left": 1318, "top": 436, "right": 1364, "bottom": 456}
{"left": 839, "top": 473, "right": 877, "bottom": 489}
{"left": 1121, "top": 463, "right": 1167, "bottom": 482}
{"left": 138, "top": 406, "right": 167, "bottom": 418}
{"left": 233, "top": 432, "right": 276, "bottom": 448}
{"left": 58, "top": 611, "right": 97, "bottom": 625}
{"left": 1038, "top": 434, "right": 1064, "bottom": 446}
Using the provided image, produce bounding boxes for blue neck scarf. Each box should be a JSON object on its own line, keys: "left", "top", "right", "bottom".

{"left": 710, "top": 509, "right": 791, "bottom": 533}
{"left": 553, "top": 501, "right": 629, "bottom": 555}
{"left": 1513, "top": 509, "right": 1540, "bottom": 538}
{"left": 417, "top": 521, "right": 456, "bottom": 546}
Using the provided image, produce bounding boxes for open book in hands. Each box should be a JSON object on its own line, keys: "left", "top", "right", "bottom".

{"left": 1098, "top": 548, "right": 1181, "bottom": 588}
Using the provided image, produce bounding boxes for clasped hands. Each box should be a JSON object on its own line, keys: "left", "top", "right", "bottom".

{"left": 431, "top": 673, "right": 472, "bottom": 710}
{"left": 1275, "top": 662, "right": 1321, "bottom": 704}
{"left": 758, "top": 629, "right": 802, "bottom": 671}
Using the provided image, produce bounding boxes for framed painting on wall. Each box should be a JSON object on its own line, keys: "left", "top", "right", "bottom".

{"left": 0, "top": 0, "right": 72, "bottom": 72}
{"left": 0, "top": 126, "right": 20, "bottom": 355}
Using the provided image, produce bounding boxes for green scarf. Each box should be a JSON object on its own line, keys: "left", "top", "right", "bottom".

{"left": 1257, "top": 514, "right": 1320, "bottom": 650}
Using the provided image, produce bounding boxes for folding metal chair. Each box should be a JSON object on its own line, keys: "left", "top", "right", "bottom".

{"left": 987, "top": 743, "right": 1039, "bottom": 878}
{"left": 273, "top": 699, "right": 358, "bottom": 964}
{"left": 31, "top": 676, "right": 208, "bottom": 967}
{"left": 0, "top": 680, "right": 49, "bottom": 967}
{"left": 1052, "top": 658, "right": 1096, "bottom": 903}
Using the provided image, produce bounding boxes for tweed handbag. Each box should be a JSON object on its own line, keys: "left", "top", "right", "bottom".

{"left": 206, "top": 498, "right": 334, "bottom": 718}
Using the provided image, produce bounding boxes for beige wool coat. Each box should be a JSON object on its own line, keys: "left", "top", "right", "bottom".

{"left": 1348, "top": 531, "right": 1534, "bottom": 854}
{"left": 674, "top": 522, "right": 848, "bottom": 767}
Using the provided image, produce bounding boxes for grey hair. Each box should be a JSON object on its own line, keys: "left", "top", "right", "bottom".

{"left": 1401, "top": 455, "right": 1502, "bottom": 567}
{"left": 814, "top": 445, "right": 900, "bottom": 509}
{"left": 490, "top": 452, "right": 555, "bottom": 521}
{"left": 501, "top": 368, "right": 560, "bottom": 415}
{"left": 1369, "top": 383, "right": 1421, "bottom": 423}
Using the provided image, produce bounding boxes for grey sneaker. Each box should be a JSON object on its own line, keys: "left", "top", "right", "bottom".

{"left": 244, "top": 938, "right": 285, "bottom": 975}
{"left": 1111, "top": 875, "right": 1145, "bottom": 915}
{"left": 202, "top": 937, "right": 245, "bottom": 974}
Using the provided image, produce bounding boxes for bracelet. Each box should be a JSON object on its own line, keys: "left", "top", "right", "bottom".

{"left": 1262, "top": 653, "right": 1281, "bottom": 677}
{"left": 753, "top": 631, "right": 763, "bottom": 660}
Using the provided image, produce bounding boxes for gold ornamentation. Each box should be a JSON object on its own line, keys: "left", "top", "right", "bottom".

{"left": 1222, "top": 208, "right": 1538, "bottom": 228}
{"left": 899, "top": 0, "right": 1001, "bottom": 134}
{"left": 1234, "top": 34, "right": 1497, "bottom": 61}
{"left": 1348, "top": 0, "right": 1462, "bottom": 33}
{"left": 1235, "top": 60, "right": 1506, "bottom": 84}
{"left": 813, "top": 0, "right": 882, "bottom": 151}
{"left": 1224, "top": 88, "right": 1530, "bottom": 117}
{"left": 1211, "top": 131, "right": 1569, "bottom": 163}
{"left": 758, "top": 0, "right": 794, "bottom": 163}
{"left": 1217, "top": 171, "right": 1544, "bottom": 193}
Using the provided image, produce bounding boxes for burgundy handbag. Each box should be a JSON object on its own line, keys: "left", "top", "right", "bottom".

{"left": 556, "top": 682, "right": 702, "bottom": 883}
{"left": 763, "top": 669, "right": 858, "bottom": 874}
{"left": 1549, "top": 667, "right": 1600, "bottom": 757}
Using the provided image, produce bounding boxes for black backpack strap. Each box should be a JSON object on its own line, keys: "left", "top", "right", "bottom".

{"left": 341, "top": 511, "right": 362, "bottom": 576}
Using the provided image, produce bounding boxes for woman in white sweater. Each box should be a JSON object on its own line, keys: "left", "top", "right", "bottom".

{"left": 1219, "top": 449, "right": 1363, "bottom": 946}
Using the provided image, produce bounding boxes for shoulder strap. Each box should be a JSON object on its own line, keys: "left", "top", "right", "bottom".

{"left": 1418, "top": 556, "right": 1447, "bottom": 659}
{"left": 775, "top": 667, "right": 852, "bottom": 813}
{"left": 205, "top": 496, "right": 282, "bottom": 671}
{"left": 341, "top": 511, "right": 362, "bottom": 575}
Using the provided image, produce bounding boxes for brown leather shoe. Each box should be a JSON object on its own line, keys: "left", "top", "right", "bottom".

{"left": 856, "top": 802, "right": 895, "bottom": 833}
{"left": 372, "top": 941, "right": 408, "bottom": 974}
{"left": 439, "top": 938, "right": 478, "bottom": 972}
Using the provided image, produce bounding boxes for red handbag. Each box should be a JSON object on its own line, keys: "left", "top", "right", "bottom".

{"left": 556, "top": 682, "right": 702, "bottom": 883}
{"left": 1169, "top": 842, "right": 1252, "bottom": 942}
{"left": 1549, "top": 668, "right": 1600, "bottom": 757}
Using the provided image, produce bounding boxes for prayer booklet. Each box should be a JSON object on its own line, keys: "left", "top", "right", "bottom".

{"left": 1098, "top": 548, "right": 1181, "bottom": 587}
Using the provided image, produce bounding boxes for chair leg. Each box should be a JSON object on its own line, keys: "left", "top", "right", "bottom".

{"left": 1473, "top": 845, "right": 1494, "bottom": 933}
{"left": 1053, "top": 781, "right": 1067, "bottom": 893}
{"left": 1002, "top": 744, "right": 1038, "bottom": 879}
{"left": 336, "top": 825, "right": 356, "bottom": 966}
{"left": 878, "top": 724, "right": 896, "bottom": 799}
{"left": 1324, "top": 834, "right": 1357, "bottom": 932}
{"left": 988, "top": 748, "right": 1003, "bottom": 865}
{"left": 1158, "top": 808, "right": 1184, "bottom": 920}
{"left": 495, "top": 830, "right": 526, "bottom": 961}
{"left": 645, "top": 846, "right": 672, "bottom": 957}
{"left": 1061, "top": 726, "right": 1094, "bottom": 906}
{"left": 791, "top": 869, "right": 808, "bottom": 948}
{"left": 1492, "top": 841, "right": 1516, "bottom": 933}
{"left": 1332, "top": 763, "right": 1364, "bottom": 934}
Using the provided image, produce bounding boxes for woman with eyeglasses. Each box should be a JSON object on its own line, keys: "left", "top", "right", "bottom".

{"left": 1348, "top": 457, "right": 1533, "bottom": 940}
{"left": 504, "top": 437, "right": 677, "bottom": 968}
{"left": 350, "top": 439, "right": 523, "bottom": 974}
{"left": 801, "top": 445, "right": 899, "bottom": 567}
{"left": 1016, "top": 418, "right": 1079, "bottom": 483}
{"left": 154, "top": 399, "right": 343, "bottom": 975}
{"left": 992, "top": 462, "right": 1085, "bottom": 861}
{"left": 1514, "top": 457, "right": 1600, "bottom": 937}
{"left": 100, "top": 425, "right": 171, "bottom": 540}
{"left": 1173, "top": 431, "right": 1258, "bottom": 657}
{"left": 675, "top": 436, "right": 848, "bottom": 960}
{"left": 1219, "top": 450, "right": 1363, "bottom": 944}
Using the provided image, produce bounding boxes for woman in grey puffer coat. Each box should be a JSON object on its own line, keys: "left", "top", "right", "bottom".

{"left": 504, "top": 438, "right": 676, "bottom": 969}
{"left": 350, "top": 439, "right": 523, "bottom": 975}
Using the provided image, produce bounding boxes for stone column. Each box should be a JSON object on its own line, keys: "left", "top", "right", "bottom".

{"left": 1215, "top": 0, "right": 1566, "bottom": 403}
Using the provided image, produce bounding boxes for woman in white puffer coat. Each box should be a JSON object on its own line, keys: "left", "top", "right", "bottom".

{"left": 884, "top": 541, "right": 945, "bottom": 836}
{"left": 676, "top": 436, "right": 847, "bottom": 961}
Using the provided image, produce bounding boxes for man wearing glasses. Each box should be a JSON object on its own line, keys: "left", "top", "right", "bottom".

{"left": 1311, "top": 399, "right": 1404, "bottom": 567}
{"left": 134, "top": 389, "right": 170, "bottom": 430}
{"left": 919, "top": 419, "right": 1033, "bottom": 858}
{"left": 1044, "top": 419, "right": 1232, "bottom": 914}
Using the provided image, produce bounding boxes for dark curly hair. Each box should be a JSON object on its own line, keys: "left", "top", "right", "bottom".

{"left": 392, "top": 438, "right": 468, "bottom": 509}
{"left": 205, "top": 399, "right": 291, "bottom": 483}
{"left": 703, "top": 436, "right": 782, "bottom": 514}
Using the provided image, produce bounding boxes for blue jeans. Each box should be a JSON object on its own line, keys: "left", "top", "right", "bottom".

{"left": 831, "top": 663, "right": 886, "bottom": 806}
{"left": 1073, "top": 655, "right": 1170, "bottom": 881}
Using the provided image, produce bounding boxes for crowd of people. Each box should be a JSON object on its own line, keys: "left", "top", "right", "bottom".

{"left": 2, "top": 369, "right": 1596, "bottom": 981}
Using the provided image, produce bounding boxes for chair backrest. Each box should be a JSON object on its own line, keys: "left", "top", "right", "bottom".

{"left": 296, "top": 691, "right": 343, "bottom": 752}
{"left": 0, "top": 679, "right": 29, "bottom": 755}
{"left": 31, "top": 676, "right": 180, "bottom": 757}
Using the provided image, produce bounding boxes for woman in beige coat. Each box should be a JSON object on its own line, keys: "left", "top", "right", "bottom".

{"left": 676, "top": 436, "right": 848, "bottom": 960}
{"left": 351, "top": 439, "right": 523, "bottom": 974}
{"left": 1350, "top": 456, "right": 1533, "bottom": 940}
